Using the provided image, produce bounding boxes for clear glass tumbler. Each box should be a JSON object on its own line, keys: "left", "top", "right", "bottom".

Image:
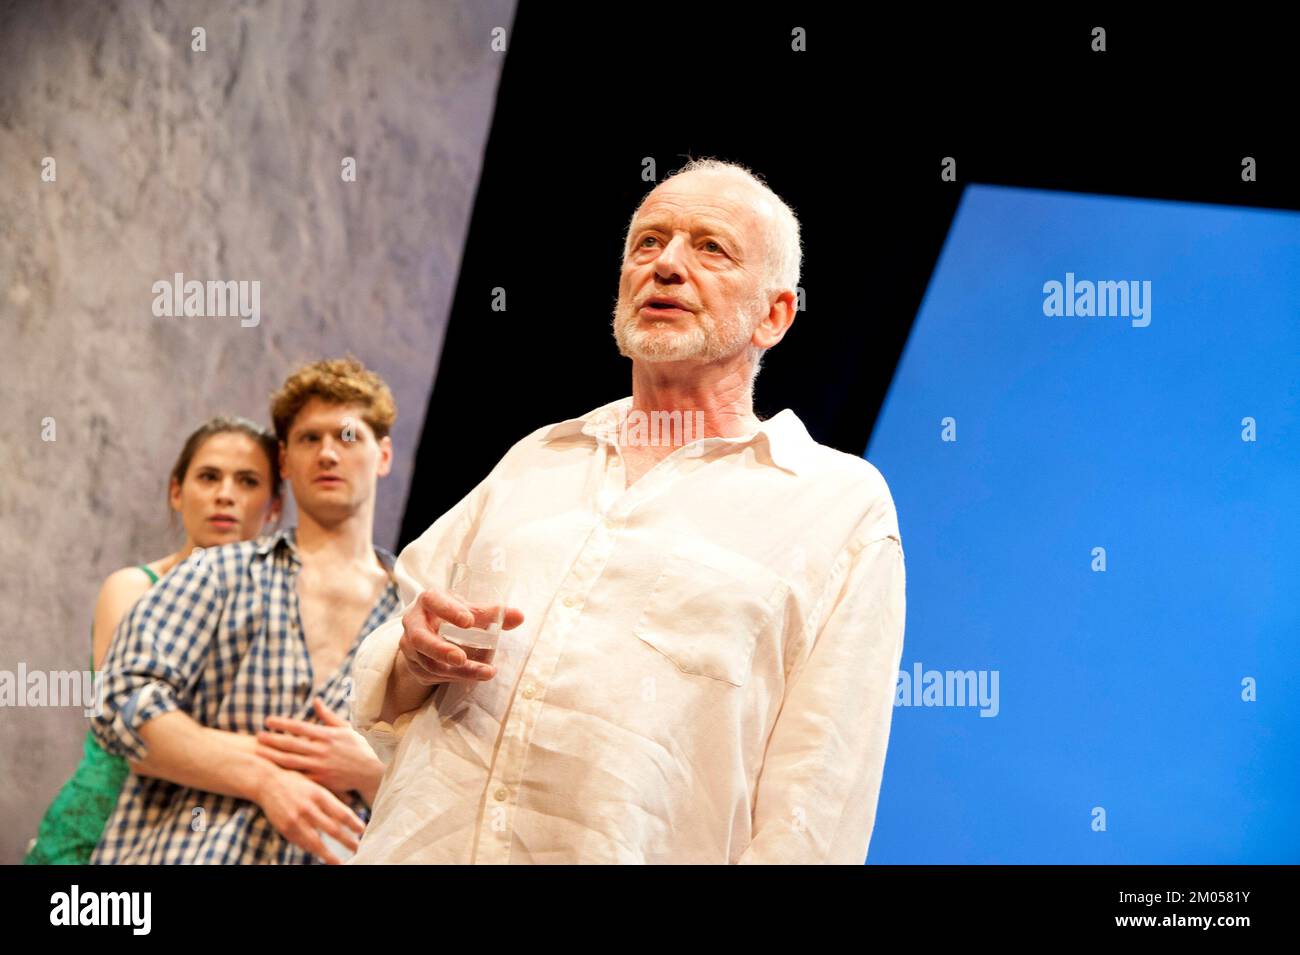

{"left": 437, "top": 560, "right": 512, "bottom": 667}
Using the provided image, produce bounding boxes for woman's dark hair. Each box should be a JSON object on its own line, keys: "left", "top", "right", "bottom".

{"left": 168, "top": 415, "right": 283, "bottom": 516}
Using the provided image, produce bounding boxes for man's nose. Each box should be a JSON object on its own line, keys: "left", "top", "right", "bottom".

{"left": 318, "top": 436, "right": 342, "bottom": 462}
{"left": 654, "top": 235, "right": 689, "bottom": 282}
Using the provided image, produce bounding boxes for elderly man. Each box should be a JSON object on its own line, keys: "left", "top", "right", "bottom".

{"left": 349, "top": 158, "right": 906, "bottom": 864}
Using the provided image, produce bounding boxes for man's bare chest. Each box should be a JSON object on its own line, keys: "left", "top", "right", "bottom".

{"left": 296, "top": 571, "right": 385, "bottom": 687}
{"left": 619, "top": 445, "right": 676, "bottom": 490}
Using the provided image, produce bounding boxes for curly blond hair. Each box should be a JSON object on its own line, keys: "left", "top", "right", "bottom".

{"left": 270, "top": 356, "right": 396, "bottom": 443}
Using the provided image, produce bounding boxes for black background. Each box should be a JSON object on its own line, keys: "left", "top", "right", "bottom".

{"left": 398, "top": 7, "right": 1295, "bottom": 547}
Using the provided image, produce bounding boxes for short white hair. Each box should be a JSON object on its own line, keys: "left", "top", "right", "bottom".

{"left": 622, "top": 158, "right": 802, "bottom": 380}
{"left": 623, "top": 158, "right": 802, "bottom": 294}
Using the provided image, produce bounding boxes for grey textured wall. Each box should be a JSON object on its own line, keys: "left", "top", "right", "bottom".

{"left": 0, "top": 0, "right": 515, "bottom": 862}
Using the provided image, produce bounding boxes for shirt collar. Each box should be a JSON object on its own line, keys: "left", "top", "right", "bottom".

{"left": 540, "top": 395, "right": 817, "bottom": 475}
{"left": 254, "top": 526, "right": 296, "bottom": 558}
{"left": 254, "top": 526, "right": 398, "bottom": 574}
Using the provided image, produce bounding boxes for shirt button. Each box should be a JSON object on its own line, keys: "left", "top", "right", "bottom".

{"left": 564, "top": 595, "right": 576, "bottom": 608}
{"left": 604, "top": 516, "right": 616, "bottom": 529}
{"left": 494, "top": 787, "right": 508, "bottom": 802}
{"left": 522, "top": 683, "right": 536, "bottom": 699}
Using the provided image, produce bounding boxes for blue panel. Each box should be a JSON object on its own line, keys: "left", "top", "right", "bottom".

{"left": 865, "top": 184, "right": 1300, "bottom": 863}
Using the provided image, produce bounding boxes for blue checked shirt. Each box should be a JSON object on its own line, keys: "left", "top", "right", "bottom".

{"left": 89, "top": 528, "right": 401, "bottom": 864}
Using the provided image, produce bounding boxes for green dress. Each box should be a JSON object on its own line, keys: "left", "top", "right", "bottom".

{"left": 22, "top": 565, "right": 159, "bottom": 864}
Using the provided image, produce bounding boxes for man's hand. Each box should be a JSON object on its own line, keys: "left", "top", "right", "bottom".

{"left": 378, "top": 587, "right": 526, "bottom": 725}
{"left": 254, "top": 763, "right": 366, "bottom": 865}
{"left": 257, "top": 698, "right": 384, "bottom": 803}
{"left": 397, "top": 587, "right": 525, "bottom": 687}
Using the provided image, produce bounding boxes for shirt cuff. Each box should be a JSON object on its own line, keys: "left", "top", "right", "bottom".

{"left": 350, "top": 614, "right": 414, "bottom": 763}
{"left": 93, "top": 682, "right": 180, "bottom": 762}
{"left": 362, "top": 711, "right": 417, "bottom": 765}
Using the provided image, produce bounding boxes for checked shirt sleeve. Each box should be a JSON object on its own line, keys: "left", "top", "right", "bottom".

{"left": 90, "top": 551, "right": 227, "bottom": 762}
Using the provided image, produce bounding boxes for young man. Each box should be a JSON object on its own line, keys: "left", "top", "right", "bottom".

{"left": 91, "top": 357, "right": 403, "bottom": 864}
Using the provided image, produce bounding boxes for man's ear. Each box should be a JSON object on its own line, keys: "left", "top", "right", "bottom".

{"left": 754, "top": 289, "right": 797, "bottom": 350}
{"left": 376, "top": 435, "right": 394, "bottom": 478}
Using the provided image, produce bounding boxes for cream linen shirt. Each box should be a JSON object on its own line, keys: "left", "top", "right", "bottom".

{"left": 348, "top": 394, "right": 906, "bottom": 864}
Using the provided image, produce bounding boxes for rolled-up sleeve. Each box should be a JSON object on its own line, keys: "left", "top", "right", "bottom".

{"left": 351, "top": 470, "right": 495, "bottom": 763}
{"left": 90, "top": 555, "right": 226, "bottom": 762}
{"left": 737, "top": 531, "right": 907, "bottom": 865}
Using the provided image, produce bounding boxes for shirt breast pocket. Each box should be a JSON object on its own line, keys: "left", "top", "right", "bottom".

{"left": 632, "top": 541, "right": 789, "bottom": 688}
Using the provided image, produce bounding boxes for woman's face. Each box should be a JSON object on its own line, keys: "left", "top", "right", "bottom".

{"left": 170, "top": 432, "right": 279, "bottom": 548}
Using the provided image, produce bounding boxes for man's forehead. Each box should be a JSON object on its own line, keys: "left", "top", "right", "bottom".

{"left": 291, "top": 399, "right": 369, "bottom": 430}
{"left": 636, "top": 173, "right": 770, "bottom": 228}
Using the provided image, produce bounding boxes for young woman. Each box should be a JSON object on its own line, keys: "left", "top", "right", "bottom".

{"left": 23, "top": 416, "right": 282, "bottom": 864}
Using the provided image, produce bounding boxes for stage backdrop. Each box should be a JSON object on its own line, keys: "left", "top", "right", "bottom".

{"left": 0, "top": 0, "right": 515, "bottom": 863}
{"left": 865, "top": 183, "right": 1300, "bottom": 863}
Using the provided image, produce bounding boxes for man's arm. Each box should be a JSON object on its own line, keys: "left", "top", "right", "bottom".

{"left": 380, "top": 648, "right": 442, "bottom": 725}
{"left": 737, "top": 532, "right": 907, "bottom": 865}
{"left": 131, "top": 710, "right": 365, "bottom": 863}
{"left": 92, "top": 551, "right": 366, "bottom": 861}
{"left": 350, "top": 469, "right": 493, "bottom": 762}
{"left": 129, "top": 710, "right": 271, "bottom": 801}
{"left": 89, "top": 551, "right": 292, "bottom": 802}
{"left": 91, "top": 552, "right": 224, "bottom": 764}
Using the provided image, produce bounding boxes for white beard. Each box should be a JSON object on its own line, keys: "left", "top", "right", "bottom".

{"left": 612, "top": 300, "right": 758, "bottom": 364}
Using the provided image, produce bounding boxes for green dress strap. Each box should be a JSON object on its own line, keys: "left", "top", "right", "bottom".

{"left": 23, "top": 564, "right": 159, "bottom": 865}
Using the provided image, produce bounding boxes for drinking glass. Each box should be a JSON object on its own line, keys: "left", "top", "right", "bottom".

{"left": 437, "top": 560, "right": 512, "bottom": 667}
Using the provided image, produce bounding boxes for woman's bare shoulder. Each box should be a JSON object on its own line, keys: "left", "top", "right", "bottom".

{"left": 96, "top": 564, "right": 158, "bottom": 610}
